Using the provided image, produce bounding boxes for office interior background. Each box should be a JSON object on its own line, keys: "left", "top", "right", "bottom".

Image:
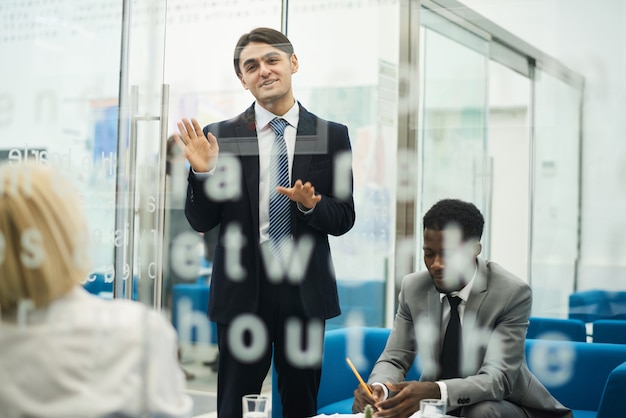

{"left": 1, "top": 0, "right": 625, "bottom": 414}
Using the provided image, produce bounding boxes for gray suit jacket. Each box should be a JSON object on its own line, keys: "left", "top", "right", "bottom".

{"left": 368, "top": 257, "right": 572, "bottom": 417}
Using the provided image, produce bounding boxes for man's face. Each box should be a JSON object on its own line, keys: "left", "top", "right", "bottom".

{"left": 237, "top": 41, "right": 298, "bottom": 110}
{"left": 423, "top": 227, "right": 480, "bottom": 293}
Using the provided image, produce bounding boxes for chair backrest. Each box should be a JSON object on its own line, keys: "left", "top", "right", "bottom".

{"left": 527, "top": 317, "right": 587, "bottom": 342}
{"left": 272, "top": 326, "right": 421, "bottom": 418}
{"left": 271, "top": 328, "right": 626, "bottom": 417}
{"left": 327, "top": 280, "right": 386, "bottom": 330}
{"left": 317, "top": 327, "right": 390, "bottom": 409}
{"left": 82, "top": 272, "right": 112, "bottom": 296}
{"left": 569, "top": 290, "right": 626, "bottom": 322}
{"left": 525, "top": 339, "right": 626, "bottom": 411}
{"left": 596, "top": 360, "right": 626, "bottom": 418}
{"left": 593, "top": 319, "right": 626, "bottom": 344}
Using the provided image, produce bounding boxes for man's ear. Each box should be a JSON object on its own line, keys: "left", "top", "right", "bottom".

{"left": 238, "top": 73, "right": 249, "bottom": 90}
{"left": 474, "top": 242, "right": 482, "bottom": 257}
{"left": 291, "top": 53, "right": 299, "bottom": 74}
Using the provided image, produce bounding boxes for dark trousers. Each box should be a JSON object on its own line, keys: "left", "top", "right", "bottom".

{"left": 216, "top": 263, "right": 323, "bottom": 418}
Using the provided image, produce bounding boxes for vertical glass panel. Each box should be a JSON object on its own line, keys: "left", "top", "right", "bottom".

{"left": 162, "top": 0, "right": 283, "bottom": 398}
{"left": 487, "top": 60, "right": 531, "bottom": 281}
{"left": 117, "top": 0, "right": 168, "bottom": 308}
{"left": 531, "top": 70, "right": 582, "bottom": 317}
{"left": 164, "top": 0, "right": 282, "bottom": 124}
{"left": 0, "top": 0, "right": 124, "bottom": 299}
{"left": 163, "top": 0, "right": 283, "bottom": 295}
{"left": 418, "top": 9, "right": 489, "bottom": 255}
{"left": 286, "top": 0, "right": 400, "bottom": 330}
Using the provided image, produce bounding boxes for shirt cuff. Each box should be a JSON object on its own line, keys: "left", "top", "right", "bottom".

{"left": 191, "top": 167, "right": 216, "bottom": 178}
{"left": 297, "top": 202, "right": 315, "bottom": 214}
{"left": 435, "top": 381, "right": 448, "bottom": 405}
{"left": 371, "top": 382, "right": 389, "bottom": 400}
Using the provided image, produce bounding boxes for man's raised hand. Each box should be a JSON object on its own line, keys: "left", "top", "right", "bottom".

{"left": 174, "top": 117, "right": 219, "bottom": 173}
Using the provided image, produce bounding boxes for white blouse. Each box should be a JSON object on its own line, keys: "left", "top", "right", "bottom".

{"left": 0, "top": 286, "right": 193, "bottom": 418}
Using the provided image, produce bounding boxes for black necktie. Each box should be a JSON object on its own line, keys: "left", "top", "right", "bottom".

{"left": 440, "top": 295, "right": 462, "bottom": 379}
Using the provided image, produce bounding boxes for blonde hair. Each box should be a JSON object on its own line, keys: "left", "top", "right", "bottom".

{"left": 0, "top": 160, "right": 89, "bottom": 313}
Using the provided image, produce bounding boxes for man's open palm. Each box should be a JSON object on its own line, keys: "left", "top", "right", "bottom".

{"left": 174, "top": 117, "right": 219, "bottom": 173}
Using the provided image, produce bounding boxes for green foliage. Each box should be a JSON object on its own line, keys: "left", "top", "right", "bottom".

{"left": 364, "top": 404, "right": 373, "bottom": 418}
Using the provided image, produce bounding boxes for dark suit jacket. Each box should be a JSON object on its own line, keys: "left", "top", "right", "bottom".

{"left": 368, "top": 257, "right": 572, "bottom": 417}
{"left": 184, "top": 102, "right": 355, "bottom": 324}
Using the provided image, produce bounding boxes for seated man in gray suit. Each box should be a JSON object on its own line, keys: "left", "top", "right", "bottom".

{"left": 353, "top": 199, "right": 572, "bottom": 418}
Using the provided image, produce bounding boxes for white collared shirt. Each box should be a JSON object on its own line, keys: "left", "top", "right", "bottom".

{"left": 254, "top": 101, "right": 300, "bottom": 244}
{"left": 438, "top": 264, "right": 478, "bottom": 332}
{"left": 0, "top": 287, "right": 193, "bottom": 418}
{"left": 193, "top": 101, "right": 304, "bottom": 243}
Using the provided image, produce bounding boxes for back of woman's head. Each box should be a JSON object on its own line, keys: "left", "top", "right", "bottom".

{"left": 0, "top": 161, "right": 89, "bottom": 313}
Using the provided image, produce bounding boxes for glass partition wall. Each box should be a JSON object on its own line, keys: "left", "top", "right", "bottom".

{"left": 1, "top": 0, "right": 584, "bottom": 413}
{"left": 417, "top": 8, "right": 490, "bottom": 249}
{"left": 0, "top": 0, "right": 168, "bottom": 307}
{"left": 487, "top": 60, "right": 532, "bottom": 281}
{"left": 285, "top": 0, "right": 400, "bottom": 331}
{"left": 531, "top": 70, "right": 583, "bottom": 317}
{"left": 117, "top": 0, "right": 169, "bottom": 308}
{"left": 413, "top": 1, "right": 583, "bottom": 321}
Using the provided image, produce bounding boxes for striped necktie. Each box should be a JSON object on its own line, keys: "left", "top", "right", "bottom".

{"left": 268, "top": 117, "right": 291, "bottom": 258}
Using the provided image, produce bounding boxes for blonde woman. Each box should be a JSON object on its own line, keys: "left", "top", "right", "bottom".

{"left": 0, "top": 161, "right": 193, "bottom": 418}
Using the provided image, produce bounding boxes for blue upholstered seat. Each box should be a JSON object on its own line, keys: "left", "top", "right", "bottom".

{"left": 569, "top": 290, "right": 626, "bottom": 323}
{"left": 171, "top": 283, "right": 217, "bottom": 344}
{"left": 270, "top": 327, "right": 626, "bottom": 418}
{"left": 593, "top": 319, "right": 626, "bottom": 344}
{"left": 82, "top": 272, "right": 137, "bottom": 300}
{"left": 525, "top": 339, "right": 626, "bottom": 416}
{"left": 326, "top": 280, "right": 385, "bottom": 330}
{"left": 271, "top": 327, "right": 420, "bottom": 417}
{"left": 527, "top": 316, "right": 587, "bottom": 341}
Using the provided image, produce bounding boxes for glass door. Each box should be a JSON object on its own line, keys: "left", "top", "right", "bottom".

{"left": 417, "top": 8, "right": 490, "bottom": 257}
{"left": 487, "top": 59, "right": 532, "bottom": 281}
{"left": 114, "top": 0, "right": 169, "bottom": 309}
{"left": 530, "top": 69, "right": 583, "bottom": 317}
{"left": 0, "top": 0, "right": 169, "bottom": 310}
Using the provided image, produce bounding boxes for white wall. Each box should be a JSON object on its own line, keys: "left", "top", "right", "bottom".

{"left": 461, "top": 0, "right": 626, "bottom": 290}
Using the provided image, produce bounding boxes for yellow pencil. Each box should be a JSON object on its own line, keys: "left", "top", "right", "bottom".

{"left": 346, "top": 357, "right": 373, "bottom": 397}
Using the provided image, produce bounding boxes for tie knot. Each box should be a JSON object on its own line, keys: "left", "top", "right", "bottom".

{"left": 447, "top": 295, "right": 462, "bottom": 310}
{"left": 269, "top": 117, "right": 288, "bottom": 135}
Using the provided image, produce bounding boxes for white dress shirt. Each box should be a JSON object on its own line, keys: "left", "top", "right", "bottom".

{"left": 254, "top": 101, "right": 300, "bottom": 244}
{"left": 193, "top": 101, "right": 303, "bottom": 244}
{"left": 0, "top": 286, "right": 193, "bottom": 418}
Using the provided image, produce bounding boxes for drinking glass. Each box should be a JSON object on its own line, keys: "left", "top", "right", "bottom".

{"left": 420, "top": 398, "right": 447, "bottom": 417}
{"left": 242, "top": 394, "right": 269, "bottom": 418}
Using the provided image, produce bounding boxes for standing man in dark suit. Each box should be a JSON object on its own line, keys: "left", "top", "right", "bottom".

{"left": 353, "top": 199, "right": 572, "bottom": 418}
{"left": 175, "top": 27, "right": 355, "bottom": 418}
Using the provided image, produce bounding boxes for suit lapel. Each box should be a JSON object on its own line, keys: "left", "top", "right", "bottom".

{"left": 234, "top": 104, "right": 261, "bottom": 238}
{"left": 292, "top": 103, "right": 321, "bottom": 183}
{"left": 462, "top": 257, "right": 489, "bottom": 373}
{"left": 464, "top": 258, "right": 489, "bottom": 326}
{"left": 423, "top": 286, "right": 444, "bottom": 378}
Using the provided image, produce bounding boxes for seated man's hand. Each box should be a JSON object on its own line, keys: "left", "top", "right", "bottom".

{"left": 373, "top": 381, "right": 440, "bottom": 418}
{"left": 352, "top": 383, "right": 384, "bottom": 413}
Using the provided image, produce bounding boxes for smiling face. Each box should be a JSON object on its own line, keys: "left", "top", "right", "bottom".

{"left": 237, "top": 41, "right": 298, "bottom": 115}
